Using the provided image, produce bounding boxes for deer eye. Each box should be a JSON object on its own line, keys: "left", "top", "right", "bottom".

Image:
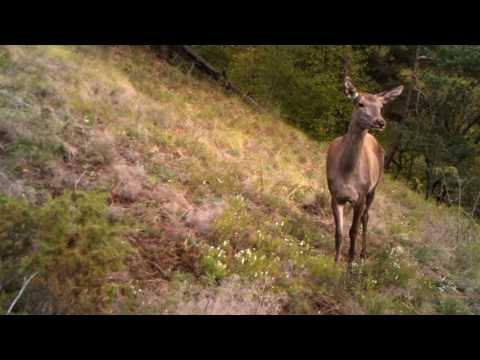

{"left": 358, "top": 103, "right": 365, "bottom": 108}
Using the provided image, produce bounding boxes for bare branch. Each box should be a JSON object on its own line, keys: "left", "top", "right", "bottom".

{"left": 461, "top": 115, "right": 480, "bottom": 136}
{"left": 6, "top": 273, "right": 38, "bottom": 315}
{"left": 74, "top": 171, "right": 87, "bottom": 193}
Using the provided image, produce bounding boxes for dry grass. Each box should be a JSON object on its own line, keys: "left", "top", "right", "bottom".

{"left": 135, "top": 275, "right": 287, "bottom": 315}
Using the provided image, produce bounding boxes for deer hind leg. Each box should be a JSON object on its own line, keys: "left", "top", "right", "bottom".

{"left": 348, "top": 197, "right": 366, "bottom": 264}
{"left": 361, "top": 192, "right": 375, "bottom": 260}
{"left": 331, "top": 198, "right": 345, "bottom": 264}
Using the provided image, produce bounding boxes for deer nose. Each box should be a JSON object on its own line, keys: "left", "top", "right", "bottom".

{"left": 375, "top": 118, "right": 386, "bottom": 129}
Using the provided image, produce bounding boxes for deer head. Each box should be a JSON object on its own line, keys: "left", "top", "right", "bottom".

{"left": 344, "top": 77, "right": 404, "bottom": 132}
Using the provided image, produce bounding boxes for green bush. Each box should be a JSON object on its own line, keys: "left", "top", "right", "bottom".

{"left": 0, "top": 191, "right": 132, "bottom": 314}
{"left": 435, "top": 296, "right": 472, "bottom": 315}
{"left": 0, "top": 195, "right": 35, "bottom": 312}
{"left": 201, "top": 245, "right": 229, "bottom": 282}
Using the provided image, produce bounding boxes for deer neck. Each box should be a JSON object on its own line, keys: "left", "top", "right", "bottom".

{"left": 340, "top": 120, "right": 368, "bottom": 174}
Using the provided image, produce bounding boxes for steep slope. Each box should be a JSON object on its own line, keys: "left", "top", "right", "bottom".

{"left": 1, "top": 45, "right": 479, "bottom": 314}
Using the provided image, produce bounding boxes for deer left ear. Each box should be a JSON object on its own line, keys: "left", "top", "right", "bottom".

{"left": 344, "top": 77, "right": 359, "bottom": 100}
{"left": 377, "top": 85, "right": 404, "bottom": 104}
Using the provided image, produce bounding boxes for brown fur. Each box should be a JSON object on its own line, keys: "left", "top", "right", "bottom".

{"left": 327, "top": 77, "right": 403, "bottom": 264}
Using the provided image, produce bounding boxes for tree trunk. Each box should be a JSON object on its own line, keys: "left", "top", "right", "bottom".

{"left": 407, "top": 154, "right": 415, "bottom": 182}
{"left": 425, "top": 158, "right": 434, "bottom": 200}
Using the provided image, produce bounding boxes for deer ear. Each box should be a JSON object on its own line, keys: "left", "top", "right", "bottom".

{"left": 377, "top": 85, "right": 404, "bottom": 104}
{"left": 344, "top": 77, "right": 359, "bottom": 100}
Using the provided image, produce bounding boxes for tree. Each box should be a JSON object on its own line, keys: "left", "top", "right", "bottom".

{"left": 391, "top": 46, "right": 480, "bottom": 207}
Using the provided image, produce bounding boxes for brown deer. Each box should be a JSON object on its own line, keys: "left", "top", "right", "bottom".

{"left": 327, "top": 77, "right": 404, "bottom": 264}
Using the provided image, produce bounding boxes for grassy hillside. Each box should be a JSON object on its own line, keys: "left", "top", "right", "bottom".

{"left": 1, "top": 45, "right": 479, "bottom": 314}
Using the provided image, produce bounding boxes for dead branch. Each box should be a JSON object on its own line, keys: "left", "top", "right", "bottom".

{"left": 74, "top": 170, "right": 87, "bottom": 193}
{"left": 6, "top": 273, "right": 38, "bottom": 315}
{"left": 154, "top": 46, "right": 262, "bottom": 112}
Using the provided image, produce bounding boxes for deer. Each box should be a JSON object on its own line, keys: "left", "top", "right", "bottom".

{"left": 327, "top": 77, "right": 404, "bottom": 265}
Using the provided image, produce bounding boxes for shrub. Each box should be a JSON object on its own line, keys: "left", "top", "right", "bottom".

{"left": 0, "top": 195, "right": 35, "bottom": 312}
{"left": 0, "top": 191, "right": 132, "bottom": 314}
{"left": 413, "top": 245, "right": 440, "bottom": 266}
{"left": 435, "top": 296, "right": 472, "bottom": 315}
{"left": 201, "top": 245, "right": 229, "bottom": 282}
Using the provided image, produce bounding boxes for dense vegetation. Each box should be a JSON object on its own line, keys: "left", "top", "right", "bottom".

{"left": 1, "top": 45, "right": 480, "bottom": 314}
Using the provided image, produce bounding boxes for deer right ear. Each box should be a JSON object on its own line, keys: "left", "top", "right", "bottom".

{"left": 344, "top": 77, "right": 358, "bottom": 100}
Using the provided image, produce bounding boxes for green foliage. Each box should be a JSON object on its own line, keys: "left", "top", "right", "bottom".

{"left": 435, "top": 296, "right": 472, "bottom": 315}
{"left": 0, "top": 195, "right": 35, "bottom": 312}
{"left": 201, "top": 244, "right": 229, "bottom": 282}
{"left": 195, "top": 45, "right": 371, "bottom": 140}
{"left": 384, "top": 46, "right": 480, "bottom": 210}
{"left": 413, "top": 245, "right": 440, "bottom": 265}
{"left": 0, "top": 191, "right": 132, "bottom": 314}
{"left": 433, "top": 45, "right": 480, "bottom": 78}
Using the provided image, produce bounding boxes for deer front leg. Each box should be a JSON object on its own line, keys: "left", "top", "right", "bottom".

{"left": 331, "top": 199, "right": 344, "bottom": 264}
{"left": 361, "top": 192, "right": 375, "bottom": 260}
{"left": 361, "top": 211, "right": 369, "bottom": 260}
{"left": 349, "top": 198, "right": 366, "bottom": 264}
